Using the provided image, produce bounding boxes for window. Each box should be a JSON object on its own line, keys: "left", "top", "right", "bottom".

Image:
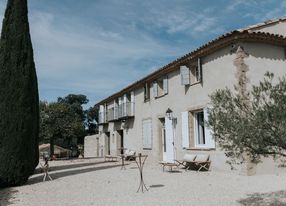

{"left": 182, "top": 57, "right": 202, "bottom": 85}
{"left": 153, "top": 76, "right": 168, "bottom": 98}
{"left": 144, "top": 83, "right": 150, "bottom": 102}
{"left": 142, "top": 119, "right": 152, "bottom": 149}
{"left": 195, "top": 111, "right": 205, "bottom": 145}
{"left": 192, "top": 108, "right": 215, "bottom": 149}
{"left": 194, "top": 66, "right": 200, "bottom": 82}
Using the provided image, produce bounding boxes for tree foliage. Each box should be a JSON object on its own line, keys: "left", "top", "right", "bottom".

{"left": 86, "top": 105, "right": 98, "bottom": 135}
{"left": 39, "top": 95, "right": 89, "bottom": 148}
{"left": 208, "top": 72, "right": 286, "bottom": 165}
{"left": 0, "top": 0, "right": 39, "bottom": 187}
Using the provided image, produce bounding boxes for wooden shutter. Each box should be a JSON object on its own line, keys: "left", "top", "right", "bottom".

{"left": 153, "top": 82, "right": 158, "bottom": 98}
{"left": 131, "top": 91, "right": 135, "bottom": 116}
{"left": 181, "top": 111, "right": 189, "bottom": 148}
{"left": 180, "top": 66, "right": 190, "bottom": 85}
{"left": 142, "top": 119, "right": 152, "bottom": 149}
{"left": 118, "top": 97, "right": 122, "bottom": 118}
{"left": 204, "top": 108, "right": 215, "bottom": 148}
{"left": 163, "top": 77, "right": 168, "bottom": 94}
{"left": 197, "top": 58, "right": 202, "bottom": 82}
{"left": 113, "top": 100, "right": 117, "bottom": 119}
{"left": 123, "top": 94, "right": 127, "bottom": 116}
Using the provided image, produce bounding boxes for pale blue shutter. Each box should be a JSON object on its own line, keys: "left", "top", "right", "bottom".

{"left": 153, "top": 82, "right": 158, "bottom": 97}
{"left": 163, "top": 77, "right": 168, "bottom": 94}
{"left": 123, "top": 94, "right": 127, "bottom": 116}
{"left": 131, "top": 91, "right": 135, "bottom": 116}
{"left": 113, "top": 100, "right": 117, "bottom": 119}
{"left": 142, "top": 119, "right": 152, "bottom": 149}
{"left": 180, "top": 66, "right": 190, "bottom": 85}
{"left": 181, "top": 111, "right": 189, "bottom": 148}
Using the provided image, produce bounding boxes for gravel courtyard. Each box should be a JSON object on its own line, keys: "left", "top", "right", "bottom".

{"left": 1, "top": 158, "right": 286, "bottom": 206}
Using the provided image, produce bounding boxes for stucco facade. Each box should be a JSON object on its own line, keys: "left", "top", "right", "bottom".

{"left": 94, "top": 18, "right": 286, "bottom": 174}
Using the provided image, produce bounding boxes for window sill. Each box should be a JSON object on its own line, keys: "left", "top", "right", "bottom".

{"left": 185, "top": 147, "right": 215, "bottom": 151}
{"left": 190, "top": 81, "right": 201, "bottom": 86}
{"left": 155, "top": 93, "right": 167, "bottom": 99}
{"left": 143, "top": 148, "right": 152, "bottom": 150}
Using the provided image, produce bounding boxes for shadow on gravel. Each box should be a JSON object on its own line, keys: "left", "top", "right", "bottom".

{"left": 27, "top": 164, "right": 121, "bottom": 185}
{"left": 34, "top": 161, "right": 107, "bottom": 174}
{"left": 149, "top": 184, "right": 165, "bottom": 188}
{"left": 238, "top": 190, "right": 286, "bottom": 206}
{"left": 0, "top": 188, "right": 18, "bottom": 206}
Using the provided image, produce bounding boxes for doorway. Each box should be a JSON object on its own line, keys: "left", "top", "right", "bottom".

{"left": 96, "top": 137, "right": 99, "bottom": 157}
{"left": 105, "top": 132, "right": 110, "bottom": 155}
{"left": 159, "top": 118, "right": 167, "bottom": 161}
{"left": 117, "top": 130, "right": 124, "bottom": 154}
{"left": 160, "top": 117, "right": 175, "bottom": 162}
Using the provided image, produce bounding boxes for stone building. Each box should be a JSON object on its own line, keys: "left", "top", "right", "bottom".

{"left": 93, "top": 17, "right": 286, "bottom": 174}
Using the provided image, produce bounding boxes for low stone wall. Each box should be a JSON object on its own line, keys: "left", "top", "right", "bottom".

{"left": 84, "top": 135, "right": 100, "bottom": 158}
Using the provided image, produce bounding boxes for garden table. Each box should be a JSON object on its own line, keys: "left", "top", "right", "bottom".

{"left": 135, "top": 153, "right": 148, "bottom": 193}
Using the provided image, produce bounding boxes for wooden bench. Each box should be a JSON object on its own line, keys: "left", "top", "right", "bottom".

{"left": 159, "top": 162, "right": 179, "bottom": 172}
{"left": 104, "top": 155, "right": 118, "bottom": 162}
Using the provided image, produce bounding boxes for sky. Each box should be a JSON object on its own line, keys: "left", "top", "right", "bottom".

{"left": 0, "top": 0, "right": 285, "bottom": 108}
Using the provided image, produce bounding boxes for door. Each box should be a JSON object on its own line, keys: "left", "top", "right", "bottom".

{"left": 117, "top": 130, "right": 124, "bottom": 154}
{"left": 96, "top": 137, "right": 99, "bottom": 157}
{"left": 105, "top": 132, "right": 110, "bottom": 155}
{"left": 161, "top": 121, "right": 167, "bottom": 161}
{"left": 164, "top": 116, "right": 175, "bottom": 163}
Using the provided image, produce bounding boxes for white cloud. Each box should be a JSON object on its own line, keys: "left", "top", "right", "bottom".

{"left": 26, "top": 8, "right": 184, "bottom": 105}
{"left": 140, "top": 4, "right": 223, "bottom": 36}
{"left": 0, "top": 0, "right": 284, "bottom": 107}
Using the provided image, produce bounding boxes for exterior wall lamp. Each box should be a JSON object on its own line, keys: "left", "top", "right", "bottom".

{"left": 166, "top": 108, "right": 173, "bottom": 120}
{"left": 166, "top": 108, "right": 177, "bottom": 124}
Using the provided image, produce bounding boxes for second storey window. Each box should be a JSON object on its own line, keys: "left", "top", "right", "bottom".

{"left": 153, "top": 76, "right": 168, "bottom": 98}
{"left": 180, "top": 57, "right": 202, "bottom": 85}
{"left": 144, "top": 83, "right": 150, "bottom": 102}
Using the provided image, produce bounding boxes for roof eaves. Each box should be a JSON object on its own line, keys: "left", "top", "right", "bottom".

{"left": 238, "top": 16, "right": 286, "bottom": 32}
{"left": 95, "top": 30, "right": 286, "bottom": 106}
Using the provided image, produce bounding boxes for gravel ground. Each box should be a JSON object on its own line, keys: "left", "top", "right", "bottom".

{"left": 1, "top": 158, "right": 286, "bottom": 206}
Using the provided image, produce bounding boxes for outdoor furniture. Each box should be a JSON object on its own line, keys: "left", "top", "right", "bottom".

{"left": 175, "top": 153, "right": 211, "bottom": 171}
{"left": 135, "top": 153, "right": 148, "bottom": 193}
{"left": 190, "top": 154, "right": 211, "bottom": 171}
{"left": 175, "top": 154, "right": 197, "bottom": 170}
{"left": 104, "top": 155, "right": 118, "bottom": 162}
{"left": 124, "top": 149, "right": 136, "bottom": 161}
{"left": 159, "top": 161, "right": 179, "bottom": 172}
{"left": 40, "top": 159, "right": 53, "bottom": 182}
{"left": 119, "top": 154, "right": 126, "bottom": 170}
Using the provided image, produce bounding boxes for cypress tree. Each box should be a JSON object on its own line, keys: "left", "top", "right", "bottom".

{"left": 0, "top": 0, "right": 39, "bottom": 187}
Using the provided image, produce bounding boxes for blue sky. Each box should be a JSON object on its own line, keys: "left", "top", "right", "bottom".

{"left": 0, "top": 0, "right": 285, "bottom": 108}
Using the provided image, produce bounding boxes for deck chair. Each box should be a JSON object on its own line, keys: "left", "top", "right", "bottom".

{"left": 124, "top": 149, "right": 136, "bottom": 161}
{"left": 190, "top": 154, "right": 211, "bottom": 171}
{"left": 175, "top": 154, "right": 197, "bottom": 170}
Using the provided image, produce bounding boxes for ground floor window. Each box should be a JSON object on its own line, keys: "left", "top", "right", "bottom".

{"left": 195, "top": 111, "right": 205, "bottom": 145}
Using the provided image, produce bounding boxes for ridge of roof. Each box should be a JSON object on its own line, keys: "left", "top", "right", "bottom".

{"left": 95, "top": 30, "right": 286, "bottom": 106}
{"left": 238, "top": 16, "right": 286, "bottom": 32}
